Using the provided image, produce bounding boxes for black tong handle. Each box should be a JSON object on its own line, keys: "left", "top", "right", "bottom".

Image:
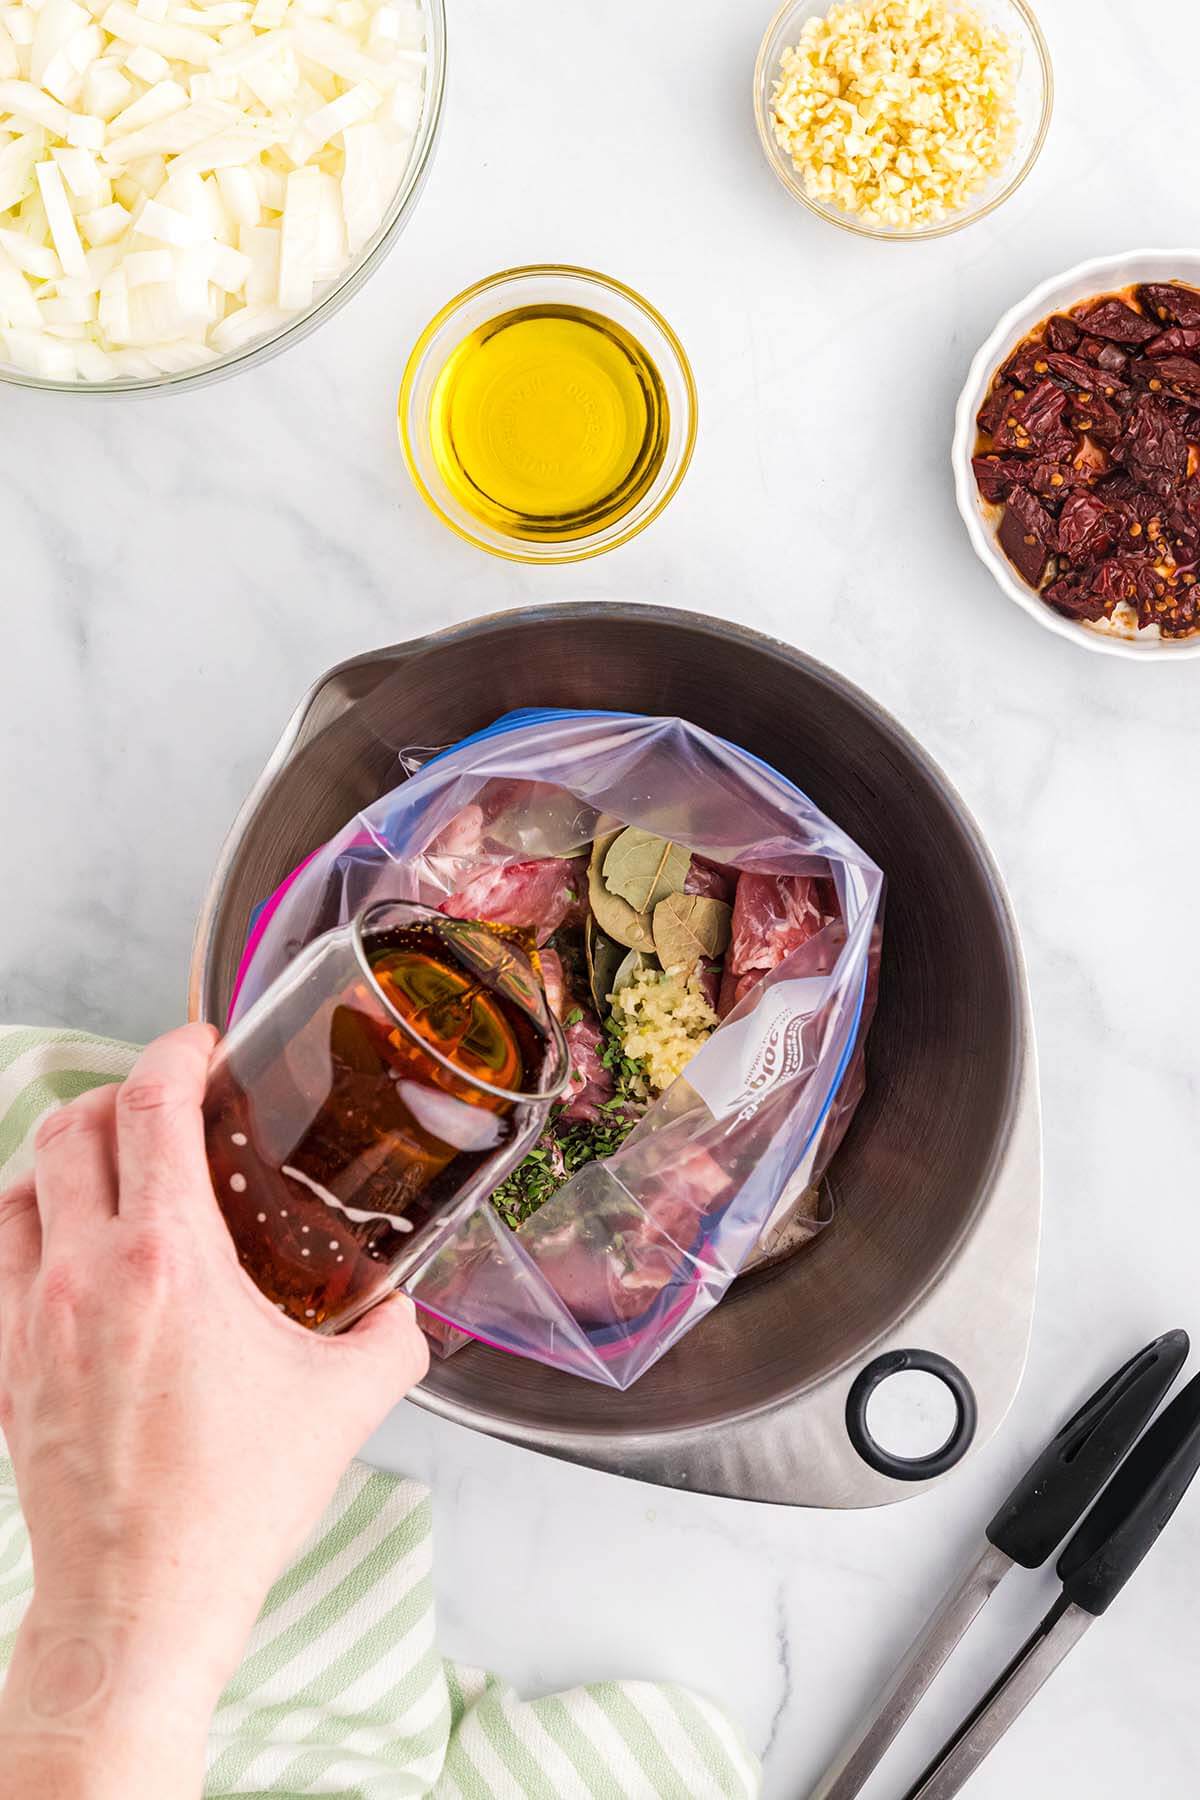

{"left": 986, "top": 1330, "right": 1189, "bottom": 1569}
{"left": 1057, "top": 1363, "right": 1200, "bottom": 1616}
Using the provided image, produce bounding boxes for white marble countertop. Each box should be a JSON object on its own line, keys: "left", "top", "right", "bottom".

{"left": 3, "top": 0, "right": 1200, "bottom": 1792}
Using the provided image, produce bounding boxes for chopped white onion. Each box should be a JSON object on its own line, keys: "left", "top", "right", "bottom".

{"left": 208, "top": 235, "right": 247, "bottom": 289}
{"left": 82, "top": 61, "right": 133, "bottom": 119}
{"left": 0, "top": 78, "right": 72, "bottom": 133}
{"left": 276, "top": 159, "right": 317, "bottom": 307}
{"left": 102, "top": 97, "right": 239, "bottom": 163}
{"left": 3, "top": 323, "right": 76, "bottom": 373}
{"left": 214, "top": 160, "right": 256, "bottom": 223}
{"left": 30, "top": 0, "right": 88, "bottom": 90}
{"left": 0, "top": 132, "right": 39, "bottom": 211}
{"left": 141, "top": 337, "right": 215, "bottom": 371}
{"left": 0, "top": 23, "right": 20, "bottom": 81}
{"left": 106, "top": 76, "right": 188, "bottom": 136}
{"left": 65, "top": 25, "right": 106, "bottom": 78}
{"left": 36, "top": 156, "right": 87, "bottom": 274}
{"left": 63, "top": 110, "right": 103, "bottom": 148}
{"left": 237, "top": 218, "right": 274, "bottom": 298}
{"left": 4, "top": 10, "right": 35, "bottom": 50}
{"left": 0, "top": 0, "right": 427, "bottom": 380}
{"left": 52, "top": 144, "right": 104, "bottom": 198}
{"left": 100, "top": 3, "right": 220, "bottom": 69}
{"left": 286, "top": 78, "right": 376, "bottom": 164}
{"left": 73, "top": 335, "right": 115, "bottom": 377}
{"left": 136, "top": 192, "right": 199, "bottom": 243}
{"left": 123, "top": 244, "right": 172, "bottom": 283}
{"left": 79, "top": 196, "right": 127, "bottom": 241}
{"left": 0, "top": 241, "right": 40, "bottom": 323}
{"left": 207, "top": 294, "right": 283, "bottom": 349}
{"left": 124, "top": 43, "right": 169, "bottom": 82}
{"left": 40, "top": 282, "right": 96, "bottom": 322}
{"left": 0, "top": 221, "right": 57, "bottom": 274}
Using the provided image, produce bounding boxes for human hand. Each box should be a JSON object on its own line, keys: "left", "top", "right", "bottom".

{"left": 0, "top": 1024, "right": 429, "bottom": 1799}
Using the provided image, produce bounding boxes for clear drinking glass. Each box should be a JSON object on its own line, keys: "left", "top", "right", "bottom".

{"left": 203, "top": 900, "right": 570, "bottom": 1333}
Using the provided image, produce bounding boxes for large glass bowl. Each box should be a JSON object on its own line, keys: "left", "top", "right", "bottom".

{"left": 0, "top": 0, "right": 446, "bottom": 397}
{"left": 754, "top": 0, "right": 1053, "bottom": 242}
{"left": 398, "top": 264, "right": 698, "bottom": 564}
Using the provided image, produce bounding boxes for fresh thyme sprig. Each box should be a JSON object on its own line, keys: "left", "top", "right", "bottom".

{"left": 490, "top": 1020, "right": 649, "bottom": 1229}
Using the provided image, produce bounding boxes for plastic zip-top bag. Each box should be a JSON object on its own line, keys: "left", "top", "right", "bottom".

{"left": 230, "top": 710, "right": 884, "bottom": 1389}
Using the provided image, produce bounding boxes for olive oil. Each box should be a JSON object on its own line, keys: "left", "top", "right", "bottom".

{"left": 427, "top": 304, "right": 670, "bottom": 542}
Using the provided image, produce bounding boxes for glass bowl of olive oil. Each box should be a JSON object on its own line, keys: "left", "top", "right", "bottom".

{"left": 398, "top": 265, "right": 697, "bottom": 562}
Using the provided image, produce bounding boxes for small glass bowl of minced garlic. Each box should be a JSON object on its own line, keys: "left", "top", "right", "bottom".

{"left": 754, "top": 0, "right": 1053, "bottom": 240}
{"left": 398, "top": 265, "right": 698, "bottom": 562}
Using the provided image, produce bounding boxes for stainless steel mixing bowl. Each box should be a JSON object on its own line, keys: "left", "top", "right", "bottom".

{"left": 190, "top": 604, "right": 1040, "bottom": 1507}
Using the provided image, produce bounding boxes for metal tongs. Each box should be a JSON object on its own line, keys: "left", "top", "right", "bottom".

{"left": 810, "top": 1329, "right": 1200, "bottom": 1799}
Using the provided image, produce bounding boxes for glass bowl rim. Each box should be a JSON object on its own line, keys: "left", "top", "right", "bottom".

{"left": 0, "top": 0, "right": 447, "bottom": 398}
{"left": 397, "top": 261, "right": 699, "bottom": 565}
{"left": 752, "top": 0, "right": 1054, "bottom": 242}
{"left": 353, "top": 899, "right": 571, "bottom": 1104}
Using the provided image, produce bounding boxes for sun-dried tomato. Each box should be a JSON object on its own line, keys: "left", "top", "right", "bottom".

{"left": 1160, "top": 588, "right": 1200, "bottom": 635}
{"left": 1043, "top": 350, "right": 1104, "bottom": 391}
{"left": 997, "top": 486, "right": 1056, "bottom": 586}
{"left": 1137, "top": 283, "right": 1200, "bottom": 328}
{"left": 1011, "top": 484, "right": 1057, "bottom": 543}
{"left": 977, "top": 381, "right": 1016, "bottom": 437}
{"left": 972, "top": 454, "right": 1026, "bottom": 503}
{"left": 1073, "top": 298, "right": 1158, "bottom": 345}
{"left": 1027, "top": 460, "right": 1089, "bottom": 504}
{"left": 1172, "top": 476, "right": 1200, "bottom": 530}
{"left": 992, "top": 379, "right": 1077, "bottom": 459}
{"left": 1093, "top": 469, "right": 1138, "bottom": 503}
{"left": 1056, "top": 491, "right": 1118, "bottom": 560}
{"left": 973, "top": 278, "right": 1200, "bottom": 636}
{"left": 1045, "top": 314, "right": 1082, "bottom": 352}
{"left": 1000, "top": 341, "right": 1049, "bottom": 389}
{"left": 973, "top": 456, "right": 1095, "bottom": 507}
{"left": 1117, "top": 393, "right": 1189, "bottom": 487}
{"left": 1043, "top": 573, "right": 1110, "bottom": 622}
{"left": 1069, "top": 391, "right": 1124, "bottom": 444}
{"left": 1147, "top": 326, "right": 1200, "bottom": 358}
{"left": 1044, "top": 352, "right": 1128, "bottom": 410}
{"left": 1091, "top": 557, "right": 1163, "bottom": 619}
{"left": 1150, "top": 355, "right": 1200, "bottom": 404}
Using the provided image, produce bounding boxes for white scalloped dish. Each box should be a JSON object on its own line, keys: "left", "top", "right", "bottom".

{"left": 953, "top": 249, "right": 1200, "bottom": 662}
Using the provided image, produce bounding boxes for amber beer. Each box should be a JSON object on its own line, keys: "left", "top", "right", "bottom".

{"left": 204, "top": 904, "right": 569, "bottom": 1331}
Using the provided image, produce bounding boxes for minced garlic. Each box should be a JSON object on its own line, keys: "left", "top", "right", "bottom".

{"left": 612, "top": 967, "right": 718, "bottom": 1094}
{"left": 771, "top": 0, "right": 1020, "bottom": 230}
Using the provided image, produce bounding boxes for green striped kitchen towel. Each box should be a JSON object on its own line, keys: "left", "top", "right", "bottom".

{"left": 0, "top": 1027, "right": 760, "bottom": 1799}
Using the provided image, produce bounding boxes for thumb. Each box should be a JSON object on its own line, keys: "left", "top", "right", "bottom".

{"left": 341, "top": 1292, "right": 430, "bottom": 1405}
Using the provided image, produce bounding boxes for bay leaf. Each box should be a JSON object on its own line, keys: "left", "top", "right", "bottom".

{"left": 588, "top": 830, "right": 656, "bottom": 952}
{"left": 585, "top": 915, "right": 626, "bottom": 1015}
{"left": 588, "top": 827, "right": 620, "bottom": 888}
{"left": 602, "top": 829, "right": 691, "bottom": 915}
{"left": 652, "top": 893, "right": 732, "bottom": 972}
